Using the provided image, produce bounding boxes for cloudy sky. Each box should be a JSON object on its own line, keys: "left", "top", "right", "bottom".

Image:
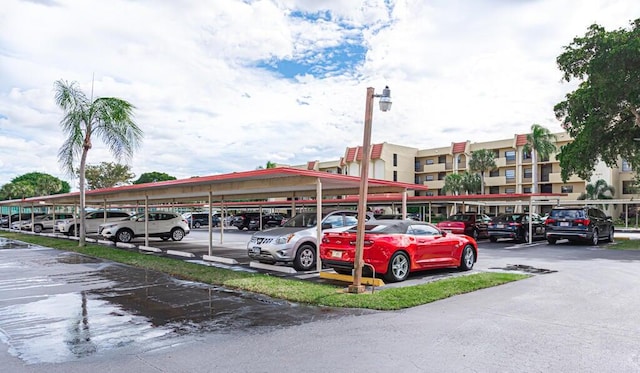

{"left": 1, "top": 0, "right": 639, "bottom": 189}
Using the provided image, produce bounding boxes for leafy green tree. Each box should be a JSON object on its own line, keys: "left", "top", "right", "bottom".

{"left": 10, "top": 172, "right": 70, "bottom": 195}
{"left": 523, "top": 124, "right": 557, "bottom": 194}
{"left": 554, "top": 19, "right": 640, "bottom": 181}
{"left": 442, "top": 173, "right": 464, "bottom": 195}
{"left": 578, "top": 179, "right": 615, "bottom": 210}
{"left": 461, "top": 171, "right": 481, "bottom": 195}
{"left": 133, "top": 171, "right": 177, "bottom": 184}
{"left": 55, "top": 79, "right": 143, "bottom": 247}
{"left": 83, "top": 162, "right": 135, "bottom": 189}
{"left": 257, "top": 161, "right": 277, "bottom": 170}
{"left": 0, "top": 181, "right": 35, "bottom": 200}
{"left": 468, "top": 149, "right": 496, "bottom": 194}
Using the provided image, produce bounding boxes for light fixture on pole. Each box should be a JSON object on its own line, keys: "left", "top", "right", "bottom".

{"left": 348, "top": 85, "right": 392, "bottom": 294}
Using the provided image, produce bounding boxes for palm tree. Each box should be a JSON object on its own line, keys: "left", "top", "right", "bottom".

{"left": 55, "top": 79, "right": 143, "bottom": 247}
{"left": 578, "top": 179, "right": 615, "bottom": 210}
{"left": 443, "top": 173, "right": 464, "bottom": 195}
{"left": 523, "top": 124, "right": 557, "bottom": 194}
{"left": 468, "top": 149, "right": 496, "bottom": 194}
{"left": 461, "top": 171, "right": 481, "bottom": 194}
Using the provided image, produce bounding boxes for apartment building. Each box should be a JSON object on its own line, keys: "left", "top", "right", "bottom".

{"left": 296, "top": 132, "right": 637, "bottom": 216}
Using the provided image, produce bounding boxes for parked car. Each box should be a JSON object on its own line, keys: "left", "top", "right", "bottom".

{"left": 232, "top": 212, "right": 262, "bottom": 230}
{"left": 57, "top": 210, "right": 131, "bottom": 236}
{"left": 320, "top": 219, "right": 477, "bottom": 282}
{"left": 247, "top": 213, "right": 287, "bottom": 230}
{"left": 2, "top": 213, "right": 46, "bottom": 228}
{"left": 247, "top": 210, "right": 368, "bottom": 271}
{"left": 183, "top": 212, "right": 220, "bottom": 229}
{"left": 544, "top": 206, "right": 614, "bottom": 245}
{"left": 373, "top": 213, "right": 419, "bottom": 220}
{"left": 99, "top": 211, "right": 190, "bottom": 243}
{"left": 488, "top": 213, "right": 546, "bottom": 243}
{"left": 18, "top": 213, "right": 75, "bottom": 233}
{"left": 436, "top": 213, "right": 490, "bottom": 240}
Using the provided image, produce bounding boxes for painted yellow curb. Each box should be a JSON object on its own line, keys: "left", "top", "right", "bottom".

{"left": 319, "top": 271, "right": 385, "bottom": 287}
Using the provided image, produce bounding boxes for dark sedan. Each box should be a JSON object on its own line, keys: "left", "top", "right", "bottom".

{"left": 488, "top": 213, "right": 546, "bottom": 243}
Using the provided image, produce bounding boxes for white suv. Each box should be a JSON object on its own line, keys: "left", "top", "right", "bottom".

{"left": 57, "top": 210, "right": 132, "bottom": 236}
{"left": 99, "top": 212, "right": 190, "bottom": 243}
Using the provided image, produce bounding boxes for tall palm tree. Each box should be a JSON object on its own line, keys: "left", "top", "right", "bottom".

{"left": 442, "top": 173, "right": 464, "bottom": 195}
{"left": 578, "top": 179, "right": 615, "bottom": 210}
{"left": 468, "top": 149, "right": 496, "bottom": 194}
{"left": 523, "top": 124, "right": 557, "bottom": 194}
{"left": 55, "top": 79, "right": 143, "bottom": 247}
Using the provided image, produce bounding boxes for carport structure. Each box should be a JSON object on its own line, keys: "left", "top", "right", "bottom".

{"left": 0, "top": 167, "right": 429, "bottom": 268}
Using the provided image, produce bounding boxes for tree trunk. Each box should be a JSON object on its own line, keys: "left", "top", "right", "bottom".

{"left": 78, "top": 148, "right": 88, "bottom": 247}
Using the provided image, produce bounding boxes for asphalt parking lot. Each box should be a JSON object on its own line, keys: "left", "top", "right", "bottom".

{"left": 2, "top": 230, "right": 640, "bottom": 372}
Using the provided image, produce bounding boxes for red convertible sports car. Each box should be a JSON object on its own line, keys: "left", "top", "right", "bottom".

{"left": 320, "top": 220, "right": 478, "bottom": 282}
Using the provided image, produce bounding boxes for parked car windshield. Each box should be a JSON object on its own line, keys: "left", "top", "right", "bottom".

{"left": 282, "top": 213, "right": 318, "bottom": 228}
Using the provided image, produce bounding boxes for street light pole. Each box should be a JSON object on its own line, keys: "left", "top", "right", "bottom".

{"left": 348, "top": 86, "right": 391, "bottom": 294}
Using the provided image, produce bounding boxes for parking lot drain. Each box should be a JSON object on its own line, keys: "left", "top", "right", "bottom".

{"left": 490, "top": 264, "right": 557, "bottom": 274}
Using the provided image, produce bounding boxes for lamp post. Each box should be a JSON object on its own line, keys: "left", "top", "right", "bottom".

{"left": 348, "top": 86, "right": 392, "bottom": 294}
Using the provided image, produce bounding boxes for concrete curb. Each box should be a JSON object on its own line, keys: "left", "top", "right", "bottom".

{"left": 249, "top": 261, "right": 297, "bottom": 274}
{"left": 203, "top": 255, "right": 238, "bottom": 265}
{"left": 166, "top": 249, "right": 196, "bottom": 258}
{"left": 139, "top": 245, "right": 162, "bottom": 253}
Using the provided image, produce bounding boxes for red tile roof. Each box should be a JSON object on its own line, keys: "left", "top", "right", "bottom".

{"left": 370, "top": 143, "right": 384, "bottom": 159}
{"left": 345, "top": 147, "right": 358, "bottom": 162}
{"left": 515, "top": 134, "right": 528, "bottom": 146}
{"left": 452, "top": 141, "right": 466, "bottom": 154}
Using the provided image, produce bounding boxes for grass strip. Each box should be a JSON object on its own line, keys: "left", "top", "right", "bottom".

{"left": 609, "top": 239, "right": 640, "bottom": 250}
{"left": 0, "top": 232, "right": 529, "bottom": 310}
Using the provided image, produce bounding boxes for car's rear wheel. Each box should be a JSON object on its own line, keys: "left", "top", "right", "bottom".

{"left": 607, "top": 227, "right": 614, "bottom": 242}
{"left": 591, "top": 229, "right": 599, "bottom": 246}
{"left": 34, "top": 224, "right": 43, "bottom": 233}
{"left": 293, "top": 244, "right": 315, "bottom": 271}
{"left": 384, "top": 251, "right": 410, "bottom": 282}
{"left": 519, "top": 229, "right": 529, "bottom": 244}
{"left": 116, "top": 229, "right": 134, "bottom": 243}
{"left": 68, "top": 225, "right": 76, "bottom": 236}
{"left": 194, "top": 221, "right": 201, "bottom": 229}
{"left": 472, "top": 229, "right": 479, "bottom": 240}
{"left": 171, "top": 228, "right": 185, "bottom": 241}
{"left": 458, "top": 245, "right": 475, "bottom": 271}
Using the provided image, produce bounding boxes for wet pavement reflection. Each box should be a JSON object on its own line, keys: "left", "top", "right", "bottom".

{"left": 0, "top": 237, "right": 369, "bottom": 364}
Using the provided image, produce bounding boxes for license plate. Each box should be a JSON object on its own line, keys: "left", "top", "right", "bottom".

{"left": 249, "top": 247, "right": 261, "bottom": 255}
{"left": 497, "top": 224, "right": 504, "bottom": 228}
{"left": 560, "top": 222, "right": 569, "bottom": 227}
{"left": 331, "top": 250, "right": 342, "bottom": 258}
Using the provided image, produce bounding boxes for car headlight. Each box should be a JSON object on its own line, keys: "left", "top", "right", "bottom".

{"left": 275, "top": 234, "right": 294, "bottom": 245}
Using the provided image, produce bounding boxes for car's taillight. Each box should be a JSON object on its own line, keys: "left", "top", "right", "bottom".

{"left": 574, "top": 218, "right": 590, "bottom": 226}
{"left": 545, "top": 218, "right": 555, "bottom": 225}
{"left": 509, "top": 222, "right": 522, "bottom": 227}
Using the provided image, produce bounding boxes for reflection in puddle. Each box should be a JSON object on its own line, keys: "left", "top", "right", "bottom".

{"left": 0, "top": 239, "right": 367, "bottom": 364}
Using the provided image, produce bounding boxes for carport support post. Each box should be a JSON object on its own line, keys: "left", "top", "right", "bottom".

{"left": 316, "top": 178, "right": 322, "bottom": 272}
{"left": 528, "top": 197, "right": 533, "bottom": 244}
{"left": 402, "top": 189, "right": 407, "bottom": 219}
{"left": 208, "top": 190, "right": 213, "bottom": 257}
{"left": 144, "top": 195, "right": 149, "bottom": 247}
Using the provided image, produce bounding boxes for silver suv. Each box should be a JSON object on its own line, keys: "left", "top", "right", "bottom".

{"left": 57, "top": 210, "right": 131, "bottom": 236}
{"left": 247, "top": 210, "right": 365, "bottom": 271}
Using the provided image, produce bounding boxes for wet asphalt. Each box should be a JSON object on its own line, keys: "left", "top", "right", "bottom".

{"left": 2, "top": 231, "right": 640, "bottom": 372}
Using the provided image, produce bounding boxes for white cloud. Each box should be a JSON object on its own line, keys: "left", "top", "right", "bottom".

{"left": 1, "top": 0, "right": 639, "bottom": 188}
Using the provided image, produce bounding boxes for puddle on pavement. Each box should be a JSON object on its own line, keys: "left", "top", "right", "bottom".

{"left": 490, "top": 264, "right": 557, "bottom": 274}
{"left": 0, "top": 236, "right": 32, "bottom": 249}
{"left": 0, "top": 239, "right": 370, "bottom": 364}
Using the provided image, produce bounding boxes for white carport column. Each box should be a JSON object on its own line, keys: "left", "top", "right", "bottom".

{"left": 528, "top": 197, "right": 533, "bottom": 244}
{"left": 402, "top": 188, "right": 408, "bottom": 219}
{"left": 144, "top": 195, "right": 149, "bottom": 247}
{"left": 219, "top": 196, "right": 225, "bottom": 244}
{"left": 316, "top": 178, "right": 322, "bottom": 272}
{"left": 208, "top": 190, "right": 213, "bottom": 257}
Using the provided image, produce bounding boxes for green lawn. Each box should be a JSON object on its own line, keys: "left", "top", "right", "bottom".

{"left": 610, "top": 239, "right": 640, "bottom": 250}
{"left": 0, "top": 231, "right": 529, "bottom": 310}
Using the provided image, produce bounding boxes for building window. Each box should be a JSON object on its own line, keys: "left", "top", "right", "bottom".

{"left": 524, "top": 168, "right": 532, "bottom": 178}
{"left": 505, "top": 187, "right": 516, "bottom": 194}
{"left": 540, "top": 184, "right": 553, "bottom": 193}
{"left": 489, "top": 186, "right": 500, "bottom": 194}
{"left": 414, "top": 160, "right": 421, "bottom": 172}
{"left": 414, "top": 176, "right": 421, "bottom": 184}
{"left": 522, "top": 150, "right": 531, "bottom": 160}
{"left": 505, "top": 169, "right": 515, "bottom": 180}
{"left": 393, "top": 171, "right": 398, "bottom": 182}
{"left": 438, "top": 172, "right": 446, "bottom": 180}
{"left": 623, "top": 181, "right": 637, "bottom": 194}
{"left": 489, "top": 169, "right": 499, "bottom": 177}
{"left": 438, "top": 155, "right": 446, "bottom": 164}
{"left": 426, "top": 191, "right": 435, "bottom": 196}
{"left": 426, "top": 175, "right": 434, "bottom": 181}
{"left": 492, "top": 149, "right": 500, "bottom": 158}
{"left": 561, "top": 185, "right": 573, "bottom": 193}
{"left": 393, "top": 153, "right": 398, "bottom": 167}
{"left": 622, "top": 159, "right": 633, "bottom": 172}
{"left": 426, "top": 159, "right": 434, "bottom": 165}
{"left": 505, "top": 150, "right": 516, "bottom": 162}
{"left": 523, "top": 187, "right": 532, "bottom": 194}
